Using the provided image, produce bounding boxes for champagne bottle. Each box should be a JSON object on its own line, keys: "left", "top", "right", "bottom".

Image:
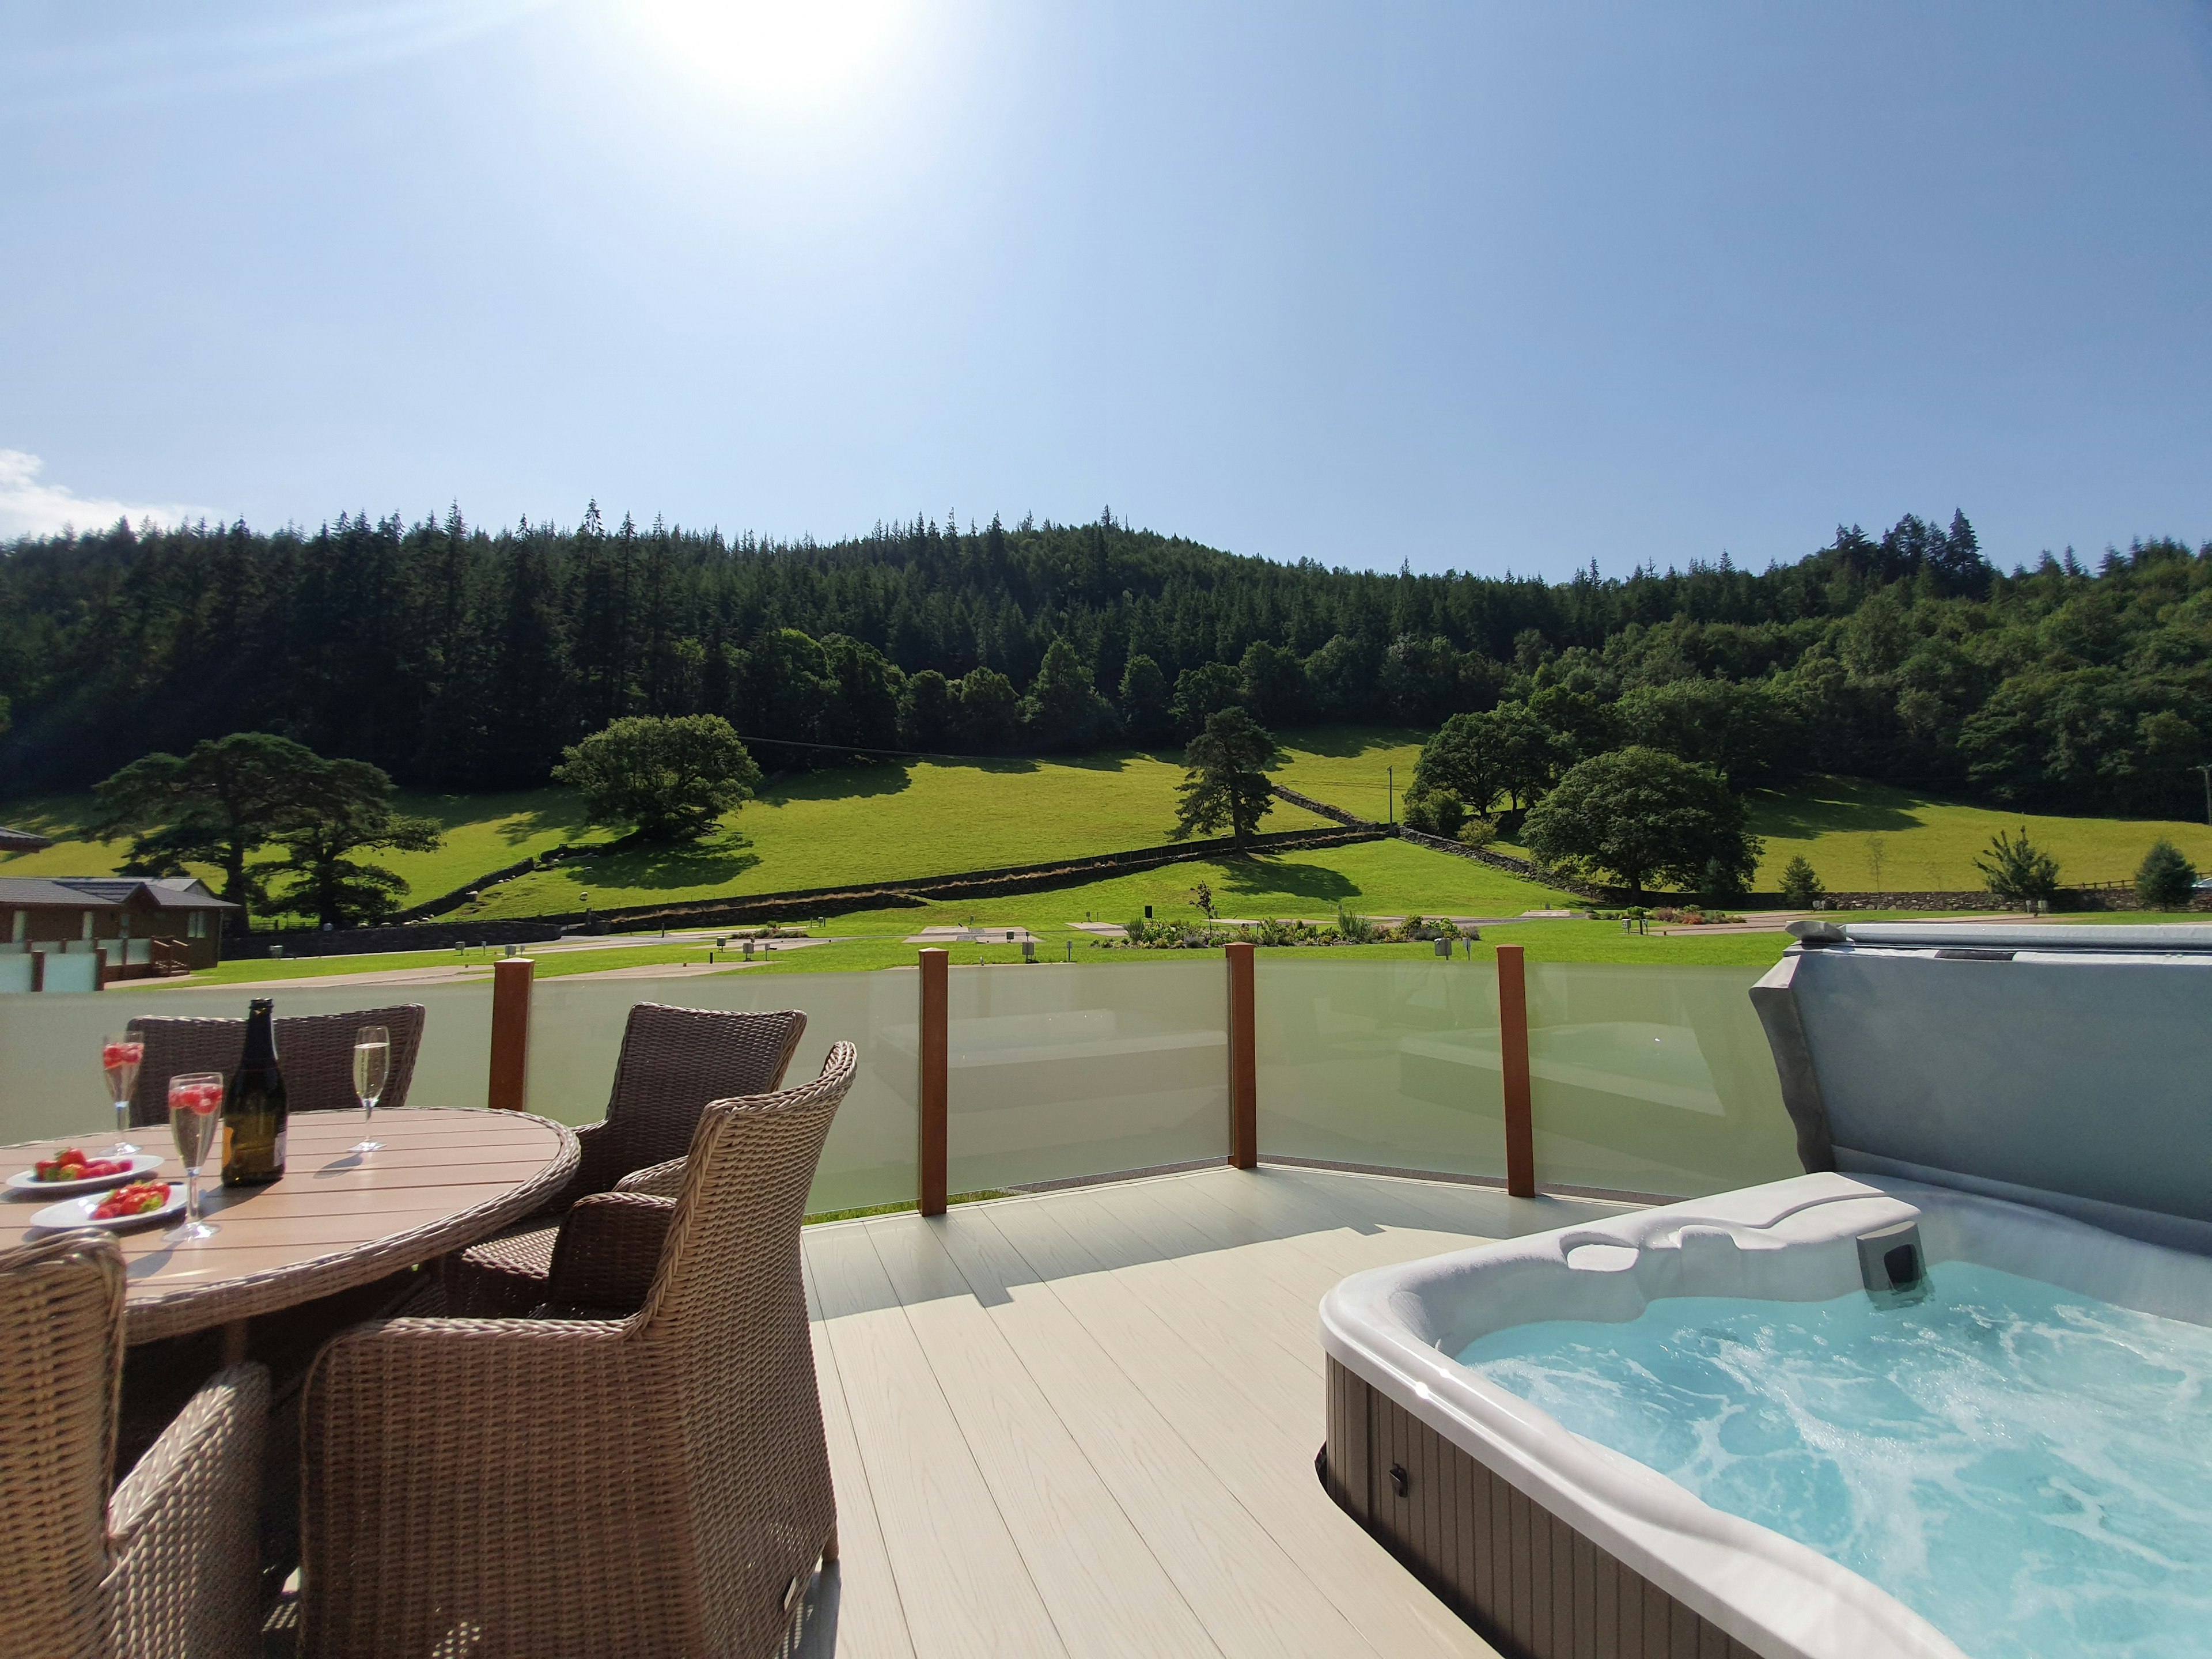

{"left": 222, "top": 998, "right": 288, "bottom": 1187}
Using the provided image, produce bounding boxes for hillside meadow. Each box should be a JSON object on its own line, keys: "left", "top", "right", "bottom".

{"left": 7, "top": 728, "right": 2209, "bottom": 926}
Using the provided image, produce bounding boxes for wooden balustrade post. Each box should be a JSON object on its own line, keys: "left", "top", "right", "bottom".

{"left": 918, "top": 948, "right": 948, "bottom": 1216}
{"left": 1496, "top": 943, "right": 1535, "bottom": 1198}
{"left": 488, "top": 956, "right": 534, "bottom": 1113}
{"left": 1225, "top": 941, "right": 1257, "bottom": 1169}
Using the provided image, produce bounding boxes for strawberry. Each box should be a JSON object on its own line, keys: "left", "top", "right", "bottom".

{"left": 92, "top": 1181, "right": 169, "bottom": 1221}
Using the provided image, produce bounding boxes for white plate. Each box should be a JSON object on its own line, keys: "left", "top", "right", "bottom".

{"left": 29, "top": 1186, "right": 187, "bottom": 1232}
{"left": 7, "top": 1153, "right": 166, "bottom": 1197}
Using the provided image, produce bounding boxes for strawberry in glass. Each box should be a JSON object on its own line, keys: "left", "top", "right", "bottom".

{"left": 164, "top": 1073, "right": 222, "bottom": 1242}
{"left": 101, "top": 1036, "right": 144, "bottom": 1154}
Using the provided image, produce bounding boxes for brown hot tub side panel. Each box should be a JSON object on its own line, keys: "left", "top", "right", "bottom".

{"left": 1324, "top": 1358, "right": 1760, "bottom": 1659}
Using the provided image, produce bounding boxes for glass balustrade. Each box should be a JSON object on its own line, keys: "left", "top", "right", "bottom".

{"left": 1, "top": 959, "right": 1802, "bottom": 1209}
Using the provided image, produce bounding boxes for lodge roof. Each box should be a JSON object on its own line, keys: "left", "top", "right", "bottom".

{"left": 0, "top": 876, "right": 238, "bottom": 911}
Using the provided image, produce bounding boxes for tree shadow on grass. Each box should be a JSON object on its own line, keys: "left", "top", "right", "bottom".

{"left": 1275, "top": 724, "right": 1427, "bottom": 759}
{"left": 569, "top": 834, "right": 762, "bottom": 893}
{"left": 1217, "top": 856, "right": 1359, "bottom": 904}
{"left": 390, "top": 790, "right": 603, "bottom": 850}
{"left": 759, "top": 762, "right": 918, "bottom": 807}
{"left": 1750, "top": 777, "right": 1926, "bottom": 840}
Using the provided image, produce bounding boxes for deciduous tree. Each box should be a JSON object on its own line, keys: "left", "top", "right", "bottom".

{"left": 553, "top": 715, "right": 762, "bottom": 843}
{"left": 1522, "top": 747, "right": 1760, "bottom": 904}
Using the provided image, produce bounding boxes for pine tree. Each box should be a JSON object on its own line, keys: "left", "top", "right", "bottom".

{"left": 1172, "top": 709, "right": 1277, "bottom": 850}
{"left": 2135, "top": 839, "right": 2198, "bottom": 910}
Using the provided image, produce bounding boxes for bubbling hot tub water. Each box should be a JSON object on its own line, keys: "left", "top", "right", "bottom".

{"left": 1461, "top": 1260, "right": 2212, "bottom": 1658}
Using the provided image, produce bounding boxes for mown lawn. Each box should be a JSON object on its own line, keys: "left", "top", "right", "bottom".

{"left": 1743, "top": 776, "right": 2212, "bottom": 890}
{"left": 1268, "top": 725, "right": 1426, "bottom": 822}
{"left": 0, "top": 789, "right": 605, "bottom": 902}
{"left": 463, "top": 752, "right": 1339, "bottom": 919}
{"left": 14, "top": 732, "right": 2210, "bottom": 925}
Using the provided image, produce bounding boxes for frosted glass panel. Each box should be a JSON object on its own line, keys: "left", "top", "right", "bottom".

{"left": 525, "top": 969, "right": 917, "bottom": 1214}
{"left": 39, "top": 954, "right": 99, "bottom": 994}
{"left": 941, "top": 961, "right": 1228, "bottom": 1192}
{"left": 0, "top": 982, "right": 494, "bottom": 1145}
{"left": 1523, "top": 963, "right": 1799, "bottom": 1198}
{"left": 1255, "top": 959, "right": 1509, "bottom": 1179}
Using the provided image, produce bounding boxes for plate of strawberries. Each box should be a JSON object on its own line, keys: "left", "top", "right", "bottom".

{"left": 8, "top": 1149, "right": 165, "bottom": 1196}
{"left": 31, "top": 1180, "right": 183, "bottom": 1232}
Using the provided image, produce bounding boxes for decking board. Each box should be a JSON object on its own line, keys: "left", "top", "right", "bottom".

{"left": 798, "top": 1164, "right": 1626, "bottom": 1657}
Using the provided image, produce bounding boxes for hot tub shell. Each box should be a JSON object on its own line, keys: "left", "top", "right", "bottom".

{"left": 1320, "top": 923, "right": 2212, "bottom": 1659}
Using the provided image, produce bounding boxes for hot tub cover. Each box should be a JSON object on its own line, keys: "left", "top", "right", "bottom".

{"left": 1750, "top": 921, "right": 2212, "bottom": 1254}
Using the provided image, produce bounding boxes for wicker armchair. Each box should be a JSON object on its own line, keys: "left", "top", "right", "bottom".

{"left": 301, "top": 1041, "right": 858, "bottom": 1659}
{"left": 0, "top": 1232, "right": 268, "bottom": 1659}
{"left": 124, "top": 1006, "right": 426, "bottom": 1128}
{"left": 442, "top": 1003, "right": 806, "bottom": 1317}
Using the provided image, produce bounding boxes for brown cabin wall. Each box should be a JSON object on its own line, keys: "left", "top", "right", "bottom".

{"left": 1, "top": 903, "right": 219, "bottom": 969}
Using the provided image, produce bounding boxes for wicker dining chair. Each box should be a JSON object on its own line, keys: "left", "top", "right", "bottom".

{"left": 301, "top": 1041, "right": 858, "bottom": 1659}
{"left": 441, "top": 1002, "right": 806, "bottom": 1317}
{"left": 123, "top": 1006, "right": 426, "bottom": 1128}
{"left": 0, "top": 1231, "right": 268, "bottom": 1659}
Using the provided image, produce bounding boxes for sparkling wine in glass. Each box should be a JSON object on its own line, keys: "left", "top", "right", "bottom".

{"left": 165, "top": 1072, "right": 222, "bottom": 1243}
{"left": 351, "top": 1026, "right": 389, "bottom": 1153}
{"left": 101, "top": 1036, "right": 143, "bottom": 1155}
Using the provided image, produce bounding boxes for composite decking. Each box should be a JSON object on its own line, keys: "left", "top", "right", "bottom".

{"left": 797, "top": 1162, "right": 1633, "bottom": 1657}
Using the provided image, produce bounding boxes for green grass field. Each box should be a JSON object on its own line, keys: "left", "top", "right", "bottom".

{"left": 0, "top": 789, "right": 608, "bottom": 900}
{"left": 1743, "top": 776, "right": 2212, "bottom": 890}
{"left": 1267, "top": 725, "right": 1426, "bottom": 822}
{"left": 461, "top": 751, "right": 1342, "bottom": 919}
{"left": 10, "top": 730, "right": 2209, "bottom": 925}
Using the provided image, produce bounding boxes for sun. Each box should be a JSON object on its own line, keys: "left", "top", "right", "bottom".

{"left": 628, "top": 0, "right": 910, "bottom": 104}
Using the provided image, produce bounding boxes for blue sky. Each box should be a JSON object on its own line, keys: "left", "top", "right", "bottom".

{"left": 2, "top": 1, "right": 2208, "bottom": 577}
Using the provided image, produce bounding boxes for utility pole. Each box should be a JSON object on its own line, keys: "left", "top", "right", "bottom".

{"left": 2198, "top": 764, "right": 2211, "bottom": 828}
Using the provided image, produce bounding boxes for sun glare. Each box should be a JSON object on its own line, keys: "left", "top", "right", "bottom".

{"left": 630, "top": 0, "right": 909, "bottom": 104}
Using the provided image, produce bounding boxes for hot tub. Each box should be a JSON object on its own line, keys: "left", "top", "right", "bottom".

{"left": 1320, "top": 923, "right": 2212, "bottom": 1659}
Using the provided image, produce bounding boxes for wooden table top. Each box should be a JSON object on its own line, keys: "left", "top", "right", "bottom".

{"left": 3, "top": 1108, "right": 579, "bottom": 1343}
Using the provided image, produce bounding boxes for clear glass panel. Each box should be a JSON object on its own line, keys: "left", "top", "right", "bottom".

{"left": 525, "top": 969, "right": 918, "bottom": 1214}
{"left": 1523, "top": 963, "right": 1800, "bottom": 1198}
{"left": 1255, "top": 959, "right": 1509, "bottom": 1179}
{"left": 944, "top": 961, "right": 1229, "bottom": 1192}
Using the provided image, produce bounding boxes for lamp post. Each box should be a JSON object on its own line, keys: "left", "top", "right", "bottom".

{"left": 1387, "top": 766, "right": 1395, "bottom": 827}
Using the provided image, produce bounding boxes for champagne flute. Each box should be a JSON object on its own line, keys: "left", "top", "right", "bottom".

{"left": 164, "top": 1072, "right": 222, "bottom": 1242}
{"left": 351, "top": 1025, "right": 389, "bottom": 1152}
{"left": 101, "top": 1035, "right": 144, "bottom": 1155}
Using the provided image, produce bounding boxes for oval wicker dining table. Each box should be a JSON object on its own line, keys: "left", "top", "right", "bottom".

{"left": 1, "top": 1108, "right": 578, "bottom": 1347}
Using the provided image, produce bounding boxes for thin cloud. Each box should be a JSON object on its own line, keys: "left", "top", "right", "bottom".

{"left": 1, "top": 0, "right": 560, "bottom": 119}
{"left": 0, "top": 451, "right": 215, "bottom": 541}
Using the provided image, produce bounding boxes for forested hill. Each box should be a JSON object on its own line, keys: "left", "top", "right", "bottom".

{"left": 2, "top": 505, "right": 2209, "bottom": 818}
